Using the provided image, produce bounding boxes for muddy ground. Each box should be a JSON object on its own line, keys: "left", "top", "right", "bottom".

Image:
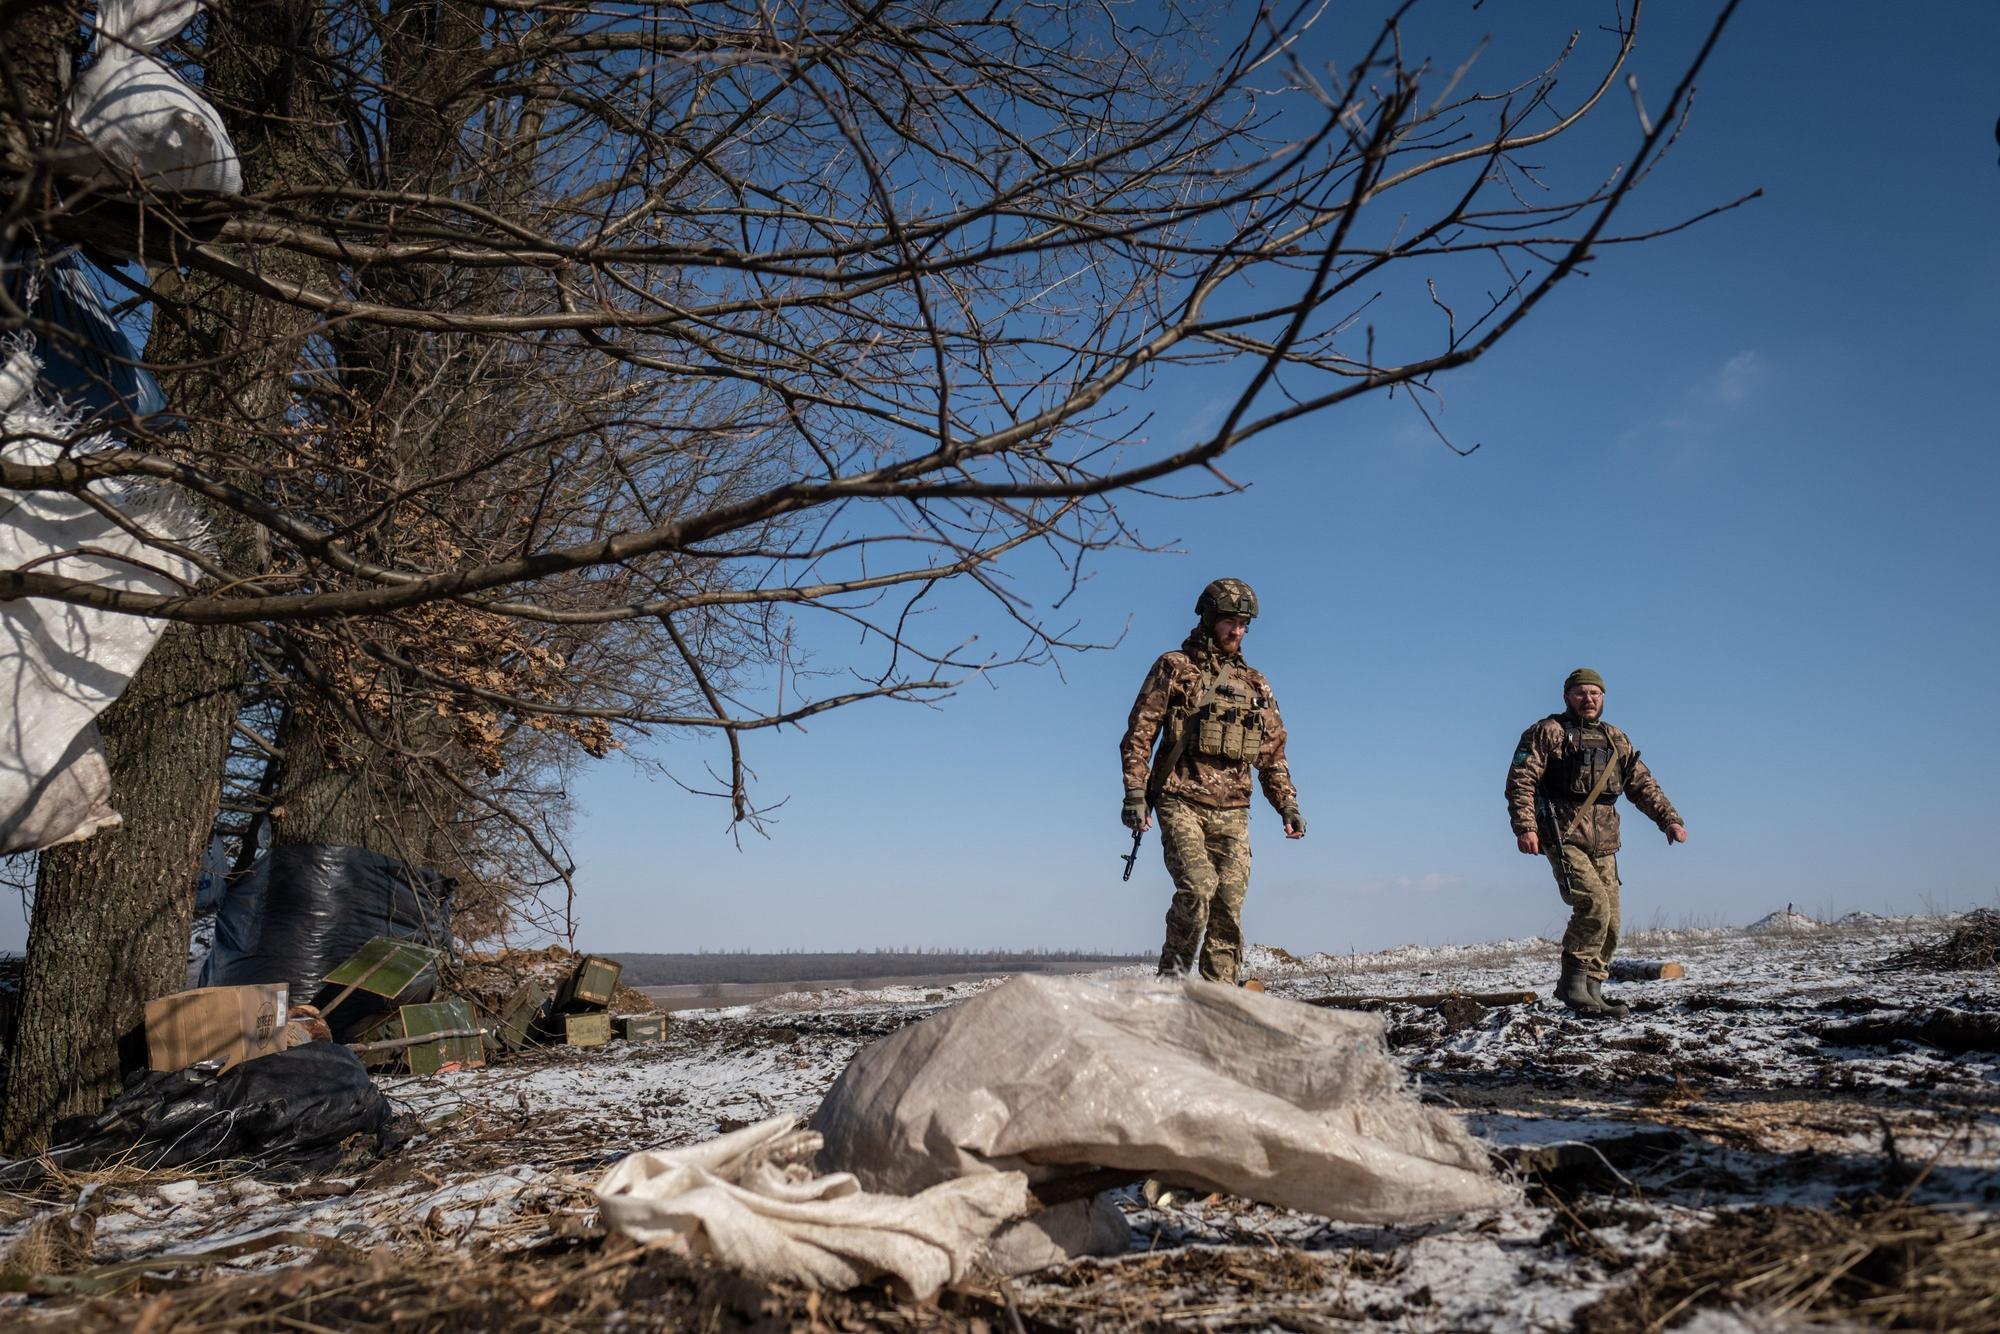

{"left": 2, "top": 915, "right": 1997, "bottom": 1330}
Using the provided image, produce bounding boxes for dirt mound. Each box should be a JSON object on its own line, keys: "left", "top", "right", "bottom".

{"left": 1574, "top": 1197, "right": 2000, "bottom": 1332}
{"left": 1877, "top": 908, "right": 2000, "bottom": 972}
{"left": 1746, "top": 907, "right": 1818, "bottom": 933}
{"left": 445, "top": 946, "right": 660, "bottom": 1017}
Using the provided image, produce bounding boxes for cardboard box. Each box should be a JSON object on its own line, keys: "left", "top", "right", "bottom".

{"left": 614, "top": 1014, "right": 666, "bottom": 1042}
{"left": 145, "top": 984, "right": 289, "bottom": 1072}
{"left": 562, "top": 1012, "right": 611, "bottom": 1047}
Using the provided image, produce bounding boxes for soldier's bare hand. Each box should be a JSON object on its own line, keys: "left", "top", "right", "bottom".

{"left": 1516, "top": 831, "right": 1540, "bottom": 855}
{"left": 1667, "top": 824, "right": 1688, "bottom": 845}
{"left": 1283, "top": 819, "right": 1305, "bottom": 839}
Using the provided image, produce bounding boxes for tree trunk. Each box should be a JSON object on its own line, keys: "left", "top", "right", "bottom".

{"left": 0, "top": 622, "right": 243, "bottom": 1149}
{"left": 0, "top": 1, "right": 335, "bottom": 1150}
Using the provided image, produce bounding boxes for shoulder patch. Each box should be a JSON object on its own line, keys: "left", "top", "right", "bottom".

{"left": 1511, "top": 748, "right": 1530, "bottom": 767}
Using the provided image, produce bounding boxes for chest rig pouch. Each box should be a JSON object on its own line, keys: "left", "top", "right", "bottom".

{"left": 1546, "top": 727, "right": 1623, "bottom": 804}
{"left": 1185, "top": 664, "right": 1265, "bottom": 763}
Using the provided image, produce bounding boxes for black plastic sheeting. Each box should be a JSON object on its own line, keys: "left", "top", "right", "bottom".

{"left": 1, "top": 1044, "right": 400, "bottom": 1186}
{"left": 206, "top": 843, "right": 453, "bottom": 1037}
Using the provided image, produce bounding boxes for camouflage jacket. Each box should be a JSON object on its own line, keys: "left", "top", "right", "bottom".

{"left": 1120, "top": 629, "right": 1298, "bottom": 814}
{"left": 1505, "top": 712, "right": 1681, "bottom": 856}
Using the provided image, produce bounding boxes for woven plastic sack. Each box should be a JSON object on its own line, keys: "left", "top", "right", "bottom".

{"left": 0, "top": 348, "right": 201, "bottom": 853}
{"left": 597, "top": 1117, "right": 1029, "bottom": 1300}
{"left": 49, "top": 0, "right": 242, "bottom": 193}
{"left": 811, "top": 973, "right": 1515, "bottom": 1270}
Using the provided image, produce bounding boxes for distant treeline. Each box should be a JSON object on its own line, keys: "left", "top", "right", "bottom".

{"left": 607, "top": 948, "right": 1148, "bottom": 987}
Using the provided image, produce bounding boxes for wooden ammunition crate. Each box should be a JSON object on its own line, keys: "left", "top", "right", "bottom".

{"left": 496, "top": 980, "right": 551, "bottom": 1050}
{"left": 614, "top": 1014, "right": 666, "bottom": 1043}
{"left": 561, "top": 1011, "right": 612, "bottom": 1047}
{"left": 554, "top": 955, "right": 622, "bottom": 1012}
{"left": 399, "top": 997, "right": 486, "bottom": 1075}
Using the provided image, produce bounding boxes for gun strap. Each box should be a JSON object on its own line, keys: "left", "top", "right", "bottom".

{"left": 1558, "top": 739, "right": 1624, "bottom": 845}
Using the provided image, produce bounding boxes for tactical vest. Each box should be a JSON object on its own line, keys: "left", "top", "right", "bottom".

{"left": 1185, "top": 663, "right": 1266, "bottom": 763}
{"left": 1543, "top": 725, "right": 1623, "bottom": 805}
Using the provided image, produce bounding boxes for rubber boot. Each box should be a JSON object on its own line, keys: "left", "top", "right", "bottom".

{"left": 1587, "top": 976, "right": 1630, "bottom": 1018}
{"left": 1556, "top": 965, "right": 1611, "bottom": 1017}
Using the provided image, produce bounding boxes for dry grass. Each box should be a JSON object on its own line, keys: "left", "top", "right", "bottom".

{"left": 1877, "top": 910, "right": 2000, "bottom": 973}
{"left": 11, "top": 1235, "right": 1044, "bottom": 1331}
{"left": 1574, "top": 1198, "right": 2000, "bottom": 1332}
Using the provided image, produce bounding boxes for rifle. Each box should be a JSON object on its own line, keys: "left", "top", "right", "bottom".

{"left": 1119, "top": 680, "right": 1202, "bottom": 881}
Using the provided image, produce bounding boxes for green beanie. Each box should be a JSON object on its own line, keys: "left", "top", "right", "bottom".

{"left": 1564, "top": 667, "right": 1605, "bottom": 692}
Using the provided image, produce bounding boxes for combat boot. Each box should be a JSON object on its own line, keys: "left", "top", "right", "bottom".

{"left": 1586, "top": 976, "right": 1630, "bottom": 1018}
{"left": 1555, "top": 965, "right": 1611, "bottom": 1017}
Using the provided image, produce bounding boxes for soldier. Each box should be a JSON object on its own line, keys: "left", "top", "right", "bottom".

{"left": 1506, "top": 668, "right": 1687, "bottom": 1017}
{"left": 1120, "top": 578, "right": 1305, "bottom": 985}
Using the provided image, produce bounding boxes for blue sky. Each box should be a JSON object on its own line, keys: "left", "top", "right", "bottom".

{"left": 561, "top": 1, "right": 2000, "bottom": 957}
{"left": 8, "top": 2, "right": 1990, "bottom": 961}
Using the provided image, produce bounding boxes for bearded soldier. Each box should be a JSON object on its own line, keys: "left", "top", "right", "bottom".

{"left": 1120, "top": 579, "right": 1305, "bottom": 984}
{"left": 1507, "top": 668, "right": 1687, "bottom": 1017}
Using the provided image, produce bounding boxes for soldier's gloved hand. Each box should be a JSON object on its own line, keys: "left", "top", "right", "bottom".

{"left": 1122, "top": 791, "right": 1151, "bottom": 832}
{"left": 1282, "top": 807, "right": 1306, "bottom": 839}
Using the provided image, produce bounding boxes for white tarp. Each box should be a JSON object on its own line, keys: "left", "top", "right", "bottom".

{"left": 1, "top": 348, "right": 201, "bottom": 852}
{"left": 811, "top": 974, "right": 1516, "bottom": 1258}
{"left": 597, "top": 974, "right": 1514, "bottom": 1294}
{"left": 50, "top": 0, "right": 242, "bottom": 194}
{"left": 594, "top": 1117, "right": 1029, "bottom": 1300}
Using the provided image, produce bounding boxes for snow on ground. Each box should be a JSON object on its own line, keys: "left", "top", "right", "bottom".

{"left": 4, "top": 913, "right": 1997, "bottom": 1329}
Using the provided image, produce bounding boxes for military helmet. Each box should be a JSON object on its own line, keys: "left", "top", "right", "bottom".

{"left": 1195, "top": 578, "right": 1258, "bottom": 624}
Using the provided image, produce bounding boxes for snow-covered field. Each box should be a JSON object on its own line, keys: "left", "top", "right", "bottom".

{"left": 4, "top": 913, "right": 1997, "bottom": 1330}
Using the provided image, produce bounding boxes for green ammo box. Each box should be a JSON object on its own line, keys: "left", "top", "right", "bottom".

{"left": 399, "top": 997, "right": 486, "bottom": 1075}
{"left": 497, "top": 980, "right": 551, "bottom": 1051}
{"left": 562, "top": 1012, "right": 612, "bottom": 1047}
{"left": 614, "top": 1014, "right": 666, "bottom": 1043}
{"left": 554, "top": 956, "right": 622, "bottom": 1012}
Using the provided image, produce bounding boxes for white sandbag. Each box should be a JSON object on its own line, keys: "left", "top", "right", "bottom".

{"left": 1, "top": 347, "right": 202, "bottom": 852}
{"left": 811, "top": 974, "right": 1515, "bottom": 1247}
{"left": 595, "top": 1116, "right": 1031, "bottom": 1300}
{"left": 50, "top": 0, "right": 242, "bottom": 193}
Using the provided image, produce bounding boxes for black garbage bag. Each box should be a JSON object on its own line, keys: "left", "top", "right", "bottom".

{"left": 207, "top": 843, "right": 453, "bottom": 1036}
{"left": 4, "top": 1044, "right": 399, "bottom": 1186}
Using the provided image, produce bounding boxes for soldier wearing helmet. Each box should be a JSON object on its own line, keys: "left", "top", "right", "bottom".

{"left": 1506, "top": 668, "right": 1688, "bottom": 1017}
{"left": 1119, "top": 578, "right": 1305, "bottom": 984}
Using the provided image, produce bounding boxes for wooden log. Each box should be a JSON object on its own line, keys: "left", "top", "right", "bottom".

{"left": 1609, "top": 959, "right": 1685, "bottom": 981}
{"left": 1303, "top": 990, "right": 1539, "bottom": 1011}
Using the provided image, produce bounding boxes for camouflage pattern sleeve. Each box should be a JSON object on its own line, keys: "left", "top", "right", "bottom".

{"left": 1253, "top": 675, "right": 1298, "bottom": 814}
{"left": 1621, "top": 750, "right": 1682, "bottom": 832}
{"left": 1119, "top": 654, "right": 1177, "bottom": 795}
{"left": 1506, "top": 718, "right": 1559, "bottom": 835}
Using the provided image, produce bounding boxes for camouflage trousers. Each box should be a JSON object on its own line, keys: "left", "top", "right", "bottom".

{"left": 1155, "top": 797, "right": 1251, "bottom": 984}
{"left": 1548, "top": 845, "right": 1620, "bottom": 980}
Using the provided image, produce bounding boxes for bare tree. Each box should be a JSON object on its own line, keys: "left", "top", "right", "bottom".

{"left": 0, "top": 0, "right": 1747, "bottom": 1143}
